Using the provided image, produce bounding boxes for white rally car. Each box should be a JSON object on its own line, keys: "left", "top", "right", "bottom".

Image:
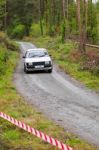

{"left": 23, "top": 48, "right": 53, "bottom": 73}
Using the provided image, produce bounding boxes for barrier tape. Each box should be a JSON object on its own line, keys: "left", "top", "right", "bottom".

{"left": 0, "top": 112, "right": 74, "bottom": 150}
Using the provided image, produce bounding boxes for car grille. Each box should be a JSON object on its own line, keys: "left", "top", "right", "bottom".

{"left": 26, "top": 61, "right": 51, "bottom": 69}
{"left": 33, "top": 62, "right": 45, "bottom": 66}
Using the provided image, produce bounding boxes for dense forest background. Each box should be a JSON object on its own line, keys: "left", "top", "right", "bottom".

{"left": 0, "top": 0, "right": 99, "bottom": 46}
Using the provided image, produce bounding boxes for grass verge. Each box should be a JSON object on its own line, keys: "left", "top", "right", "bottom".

{"left": 0, "top": 38, "right": 99, "bottom": 150}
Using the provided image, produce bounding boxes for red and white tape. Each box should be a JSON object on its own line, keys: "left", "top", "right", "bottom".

{"left": 0, "top": 112, "right": 74, "bottom": 150}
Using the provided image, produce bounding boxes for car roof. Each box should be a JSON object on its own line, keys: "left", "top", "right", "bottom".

{"left": 26, "top": 48, "right": 47, "bottom": 52}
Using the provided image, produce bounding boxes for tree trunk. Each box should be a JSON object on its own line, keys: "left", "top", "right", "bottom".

{"left": 66, "top": 0, "right": 69, "bottom": 38}
{"left": 4, "top": 0, "right": 7, "bottom": 32}
{"left": 66, "top": 0, "right": 69, "bottom": 20}
{"left": 82, "top": 0, "right": 87, "bottom": 52}
{"left": 52, "top": 0, "right": 56, "bottom": 25}
{"left": 76, "top": 0, "right": 87, "bottom": 53}
{"left": 62, "top": 0, "right": 66, "bottom": 19}
{"left": 61, "top": 0, "right": 66, "bottom": 43}
{"left": 40, "top": 0, "right": 43, "bottom": 35}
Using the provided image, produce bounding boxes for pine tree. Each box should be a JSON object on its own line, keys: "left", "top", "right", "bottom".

{"left": 76, "top": 0, "right": 87, "bottom": 53}
{"left": 0, "top": 0, "right": 6, "bottom": 30}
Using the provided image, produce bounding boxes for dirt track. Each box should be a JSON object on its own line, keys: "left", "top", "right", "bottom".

{"left": 14, "top": 42, "right": 99, "bottom": 147}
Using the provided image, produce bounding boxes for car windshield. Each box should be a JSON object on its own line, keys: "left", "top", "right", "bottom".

{"left": 26, "top": 51, "right": 48, "bottom": 58}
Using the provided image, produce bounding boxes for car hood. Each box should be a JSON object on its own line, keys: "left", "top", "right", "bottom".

{"left": 25, "top": 56, "right": 51, "bottom": 63}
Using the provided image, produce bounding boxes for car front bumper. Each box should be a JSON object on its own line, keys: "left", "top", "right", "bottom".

{"left": 26, "top": 66, "right": 52, "bottom": 71}
{"left": 25, "top": 63, "right": 52, "bottom": 71}
{"left": 25, "top": 61, "right": 53, "bottom": 71}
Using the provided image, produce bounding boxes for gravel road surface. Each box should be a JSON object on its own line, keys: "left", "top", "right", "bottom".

{"left": 14, "top": 42, "right": 99, "bottom": 147}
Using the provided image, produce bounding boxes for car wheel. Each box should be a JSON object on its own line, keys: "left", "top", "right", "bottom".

{"left": 24, "top": 66, "right": 28, "bottom": 73}
{"left": 48, "top": 69, "right": 52, "bottom": 73}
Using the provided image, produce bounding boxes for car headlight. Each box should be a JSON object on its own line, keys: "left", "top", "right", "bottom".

{"left": 45, "top": 61, "right": 50, "bottom": 64}
{"left": 27, "top": 62, "right": 33, "bottom": 66}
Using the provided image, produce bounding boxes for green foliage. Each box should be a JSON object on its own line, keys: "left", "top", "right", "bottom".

{"left": 61, "top": 19, "right": 69, "bottom": 43}
{"left": 0, "top": 45, "right": 17, "bottom": 75}
{"left": 0, "top": 46, "right": 8, "bottom": 75}
{"left": 0, "top": 31, "right": 7, "bottom": 43}
{"left": 30, "top": 23, "right": 41, "bottom": 37}
{"left": 61, "top": 22, "right": 66, "bottom": 43}
{"left": 0, "top": 0, "right": 98, "bottom": 44}
{"left": 68, "top": 1, "right": 77, "bottom": 35}
{"left": 87, "top": 1, "right": 98, "bottom": 44}
{"left": 5, "top": 0, "right": 35, "bottom": 36}
{"left": 87, "top": 27, "right": 97, "bottom": 44}
{"left": 69, "top": 18, "right": 77, "bottom": 35}
{"left": 0, "top": 32, "right": 19, "bottom": 75}
{"left": 11, "top": 24, "right": 26, "bottom": 39}
{"left": 0, "top": 32, "right": 19, "bottom": 51}
{"left": 3, "top": 130, "right": 20, "bottom": 140}
{"left": 0, "top": 0, "right": 6, "bottom": 30}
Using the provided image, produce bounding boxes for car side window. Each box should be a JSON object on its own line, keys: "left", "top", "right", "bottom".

{"left": 44, "top": 51, "right": 48, "bottom": 55}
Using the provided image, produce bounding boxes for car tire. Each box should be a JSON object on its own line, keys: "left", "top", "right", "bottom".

{"left": 48, "top": 69, "right": 52, "bottom": 73}
{"left": 24, "top": 66, "right": 28, "bottom": 73}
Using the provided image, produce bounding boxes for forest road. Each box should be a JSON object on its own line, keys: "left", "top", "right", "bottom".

{"left": 14, "top": 42, "right": 99, "bottom": 147}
